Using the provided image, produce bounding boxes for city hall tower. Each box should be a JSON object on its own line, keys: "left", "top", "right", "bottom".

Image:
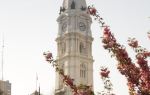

{"left": 55, "top": 0, "right": 94, "bottom": 94}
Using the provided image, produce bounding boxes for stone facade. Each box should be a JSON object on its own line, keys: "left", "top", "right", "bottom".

{"left": 0, "top": 80, "right": 11, "bottom": 95}
{"left": 55, "top": 0, "right": 93, "bottom": 95}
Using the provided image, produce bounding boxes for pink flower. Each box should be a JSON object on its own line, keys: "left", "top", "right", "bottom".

{"left": 143, "top": 52, "right": 150, "bottom": 57}
{"left": 128, "top": 39, "right": 138, "bottom": 48}
{"left": 89, "top": 8, "right": 96, "bottom": 15}
{"left": 100, "top": 68, "right": 110, "bottom": 78}
{"left": 43, "top": 51, "right": 53, "bottom": 61}
{"left": 104, "top": 27, "right": 110, "bottom": 33}
{"left": 88, "top": 6, "right": 97, "bottom": 16}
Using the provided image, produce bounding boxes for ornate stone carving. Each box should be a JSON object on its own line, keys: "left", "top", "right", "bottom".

{"left": 59, "top": 7, "right": 66, "bottom": 14}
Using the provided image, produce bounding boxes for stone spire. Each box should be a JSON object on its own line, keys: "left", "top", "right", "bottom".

{"left": 62, "top": 0, "right": 87, "bottom": 11}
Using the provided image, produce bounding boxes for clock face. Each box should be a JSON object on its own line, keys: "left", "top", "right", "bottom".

{"left": 62, "top": 23, "right": 67, "bottom": 32}
{"left": 79, "top": 22, "right": 86, "bottom": 31}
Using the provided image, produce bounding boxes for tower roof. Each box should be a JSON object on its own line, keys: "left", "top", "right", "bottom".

{"left": 62, "top": 0, "right": 87, "bottom": 11}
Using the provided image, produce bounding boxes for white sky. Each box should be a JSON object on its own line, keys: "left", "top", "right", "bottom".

{"left": 0, "top": 0, "right": 150, "bottom": 95}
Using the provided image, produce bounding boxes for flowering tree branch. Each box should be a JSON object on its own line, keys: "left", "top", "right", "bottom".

{"left": 43, "top": 4, "right": 150, "bottom": 95}
{"left": 128, "top": 38, "right": 150, "bottom": 94}
{"left": 88, "top": 5, "right": 150, "bottom": 95}
{"left": 98, "top": 67, "right": 115, "bottom": 95}
{"left": 43, "top": 51, "right": 94, "bottom": 95}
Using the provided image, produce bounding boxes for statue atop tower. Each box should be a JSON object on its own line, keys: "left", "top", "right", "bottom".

{"left": 62, "top": 0, "right": 87, "bottom": 10}
{"left": 59, "top": 0, "right": 88, "bottom": 14}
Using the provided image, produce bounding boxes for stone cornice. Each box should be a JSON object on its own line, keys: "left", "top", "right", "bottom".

{"left": 56, "top": 32, "right": 93, "bottom": 42}
{"left": 56, "top": 54, "right": 94, "bottom": 63}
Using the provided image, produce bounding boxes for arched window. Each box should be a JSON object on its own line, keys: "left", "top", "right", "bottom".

{"left": 61, "top": 42, "right": 66, "bottom": 54}
{"left": 71, "top": 1, "right": 75, "bottom": 9}
{"left": 79, "top": 42, "right": 84, "bottom": 54}
{"left": 80, "top": 63, "right": 86, "bottom": 78}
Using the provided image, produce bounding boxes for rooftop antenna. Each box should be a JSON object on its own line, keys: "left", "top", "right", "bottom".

{"left": 1, "top": 32, "right": 4, "bottom": 81}
{"left": 38, "top": 83, "right": 40, "bottom": 95}
{"left": 36, "top": 73, "right": 38, "bottom": 91}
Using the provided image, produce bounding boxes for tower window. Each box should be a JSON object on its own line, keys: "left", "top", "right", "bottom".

{"left": 81, "top": 6, "right": 86, "bottom": 11}
{"left": 61, "top": 42, "right": 66, "bottom": 54}
{"left": 80, "top": 42, "right": 84, "bottom": 54}
{"left": 71, "top": 1, "right": 75, "bottom": 9}
{"left": 79, "top": 42, "right": 86, "bottom": 55}
{"left": 80, "top": 63, "right": 86, "bottom": 78}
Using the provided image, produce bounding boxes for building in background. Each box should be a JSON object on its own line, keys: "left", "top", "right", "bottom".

{"left": 30, "top": 85, "right": 42, "bottom": 95}
{"left": 30, "top": 90, "right": 42, "bottom": 95}
{"left": 0, "top": 80, "right": 11, "bottom": 95}
{"left": 55, "top": 0, "right": 94, "bottom": 95}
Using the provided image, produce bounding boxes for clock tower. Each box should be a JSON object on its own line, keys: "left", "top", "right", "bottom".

{"left": 55, "top": 0, "right": 94, "bottom": 95}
